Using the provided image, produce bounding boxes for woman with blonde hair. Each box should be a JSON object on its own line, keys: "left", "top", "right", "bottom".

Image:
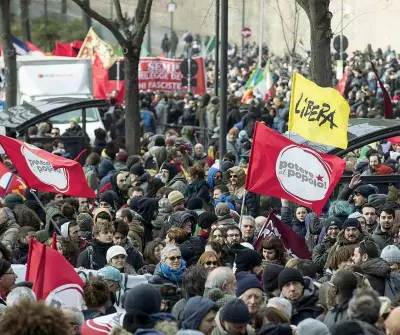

{"left": 198, "top": 251, "right": 220, "bottom": 272}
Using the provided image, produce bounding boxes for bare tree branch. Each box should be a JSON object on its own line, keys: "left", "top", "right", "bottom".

{"left": 275, "top": 0, "right": 294, "bottom": 57}
{"left": 133, "top": 0, "right": 153, "bottom": 45}
{"left": 113, "top": 0, "right": 130, "bottom": 38}
{"left": 71, "top": 0, "right": 127, "bottom": 47}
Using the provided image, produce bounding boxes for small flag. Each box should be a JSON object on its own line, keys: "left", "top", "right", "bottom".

{"left": 288, "top": 72, "right": 350, "bottom": 149}
{"left": 203, "top": 35, "right": 216, "bottom": 57}
{"left": 371, "top": 62, "right": 393, "bottom": 119}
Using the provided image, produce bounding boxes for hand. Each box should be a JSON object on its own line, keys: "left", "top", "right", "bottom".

{"left": 349, "top": 174, "right": 362, "bottom": 189}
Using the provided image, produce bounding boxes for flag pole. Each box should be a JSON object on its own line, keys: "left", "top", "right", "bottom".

{"left": 239, "top": 190, "right": 247, "bottom": 228}
{"left": 29, "top": 189, "right": 62, "bottom": 235}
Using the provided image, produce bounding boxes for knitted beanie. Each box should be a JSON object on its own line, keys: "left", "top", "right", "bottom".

{"left": 262, "top": 264, "right": 284, "bottom": 292}
{"left": 331, "top": 320, "right": 364, "bottom": 335}
{"left": 4, "top": 194, "right": 23, "bottom": 211}
{"left": 0, "top": 259, "right": 11, "bottom": 277}
{"left": 231, "top": 243, "right": 262, "bottom": 273}
{"left": 168, "top": 190, "right": 185, "bottom": 207}
{"left": 278, "top": 268, "right": 305, "bottom": 290}
{"left": 297, "top": 318, "right": 330, "bottom": 335}
{"left": 368, "top": 194, "right": 388, "bottom": 209}
{"left": 220, "top": 298, "right": 251, "bottom": 324}
{"left": 187, "top": 197, "right": 204, "bottom": 210}
{"left": 123, "top": 284, "right": 162, "bottom": 314}
{"left": 76, "top": 213, "right": 93, "bottom": 231}
{"left": 324, "top": 216, "right": 343, "bottom": 230}
{"left": 342, "top": 218, "right": 361, "bottom": 231}
{"left": 258, "top": 324, "right": 293, "bottom": 335}
{"left": 236, "top": 272, "right": 263, "bottom": 297}
{"left": 381, "top": 245, "right": 400, "bottom": 263}
{"left": 198, "top": 212, "right": 218, "bottom": 230}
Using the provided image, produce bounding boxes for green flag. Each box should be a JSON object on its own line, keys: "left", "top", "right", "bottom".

{"left": 245, "top": 66, "right": 265, "bottom": 89}
{"left": 203, "top": 35, "right": 216, "bottom": 57}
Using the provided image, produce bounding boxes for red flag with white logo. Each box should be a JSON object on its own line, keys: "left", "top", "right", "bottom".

{"left": 245, "top": 122, "right": 345, "bottom": 215}
{"left": 254, "top": 213, "right": 310, "bottom": 258}
{"left": 0, "top": 161, "right": 26, "bottom": 199}
{"left": 0, "top": 135, "right": 96, "bottom": 198}
{"left": 26, "top": 239, "right": 84, "bottom": 308}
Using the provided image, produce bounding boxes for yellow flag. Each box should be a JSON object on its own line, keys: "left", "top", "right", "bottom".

{"left": 288, "top": 72, "right": 350, "bottom": 149}
{"left": 77, "top": 27, "right": 118, "bottom": 70}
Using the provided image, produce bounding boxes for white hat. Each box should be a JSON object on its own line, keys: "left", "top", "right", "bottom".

{"left": 106, "top": 245, "right": 127, "bottom": 263}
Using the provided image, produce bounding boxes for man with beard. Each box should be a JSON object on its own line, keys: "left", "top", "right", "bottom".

{"left": 362, "top": 152, "right": 393, "bottom": 176}
{"left": 312, "top": 217, "right": 342, "bottom": 273}
{"left": 372, "top": 205, "right": 396, "bottom": 250}
{"left": 231, "top": 243, "right": 263, "bottom": 280}
{"left": 160, "top": 162, "right": 187, "bottom": 194}
{"left": 352, "top": 239, "right": 390, "bottom": 295}
{"left": 325, "top": 218, "right": 372, "bottom": 269}
{"left": 361, "top": 203, "right": 378, "bottom": 235}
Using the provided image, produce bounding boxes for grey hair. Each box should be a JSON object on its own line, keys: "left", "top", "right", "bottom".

{"left": 161, "top": 244, "right": 181, "bottom": 263}
{"left": 348, "top": 288, "right": 381, "bottom": 324}
{"left": 205, "top": 267, "right": 232, "bottom": 290}
{"left": 62, "top": 307, "right": 84, "bottom": 327}
{"left": 267, "top": 297, "right": 292, "bottom": 319}
{"left": 241, "top": 215, "right": 255, "bottom": 226}
{"left": 6, "top": 287, "right": 36, "bottom": 306}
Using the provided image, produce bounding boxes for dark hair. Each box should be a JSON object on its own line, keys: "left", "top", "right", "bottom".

{"left": 359, "top": 240, "right": 379, "bottom": 259}
{"left": 206, "top": 240, "right": 223, "bottom": 255}
{"left": 222, "top": 152, "right": 236, "bottom": 163}
{"left": 131, "top": 186, "right": 144, "bottom": 194}
{"left": 361, "top": 203, "right": 376, "bottom": 211}
{"left": 127, "top": 155, "right": 142, "bottom": 169}
{"left": 214, "top": 184, "right": 230, "bottom": 194}
{"left": 18, "top": 226, "right": 36, "bottom": 239}
{"left": 381, "top": 205, "right": 395, "bottom": 218}
{"left": 296, "top": 259, "right": 318, "bottom": 279}
{"left": 187, "top": 164, "right": 205, "bottom": 179}
{"left": 83, "top": 277, "right": 110, "bottom": 309}
{"left": 68, "top": 220, "right": 78, "bottom": 230}
{"left": 119, "top": 208, "right": 133, "bottom": 222}
{"left": 59, "top": 237, "right": 79, "bottom": 267}
{"left": 94, "top": 128, "right": 107, "bottom": 141}
{"left": 13, "top": 204, "right": 41, "bottom": 231}
{"left": 143, "top": 239, "right": 164, "bottom": 265}
{"left": 182, "top": 265, "right": 208, "bottom": 300}
{"left": 226, "top": 225, "right": 241, "bottom": 236}
{"left": 64, "top": 197, "right": 79, "bottom": 213}
{"left": 113, "top": 219, "right": 129, "bottom": 237}
{"left": 260, "top": 236, "right": 287, "bottom": 265}
{"left": 86, "top": 152, "right": 101, "bottom": 166}
{"left": 52, "top": 139, "right": 62, "bottom": 148}
{"left": 61, "top": 203, "right": 75, "bottom": 219}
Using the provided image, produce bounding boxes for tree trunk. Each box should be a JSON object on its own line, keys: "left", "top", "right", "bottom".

{"left": 308, "top": 0, "right": 332, "bottom": 87}
{"left": 20, "top": 0, "right": 31, "bottom": 41}
{"left": 124, "top": 48, "right": 142, "bottom": 155}
{"left": 82, "top": 0, "right": 91, "bottom": 33}
{"left": 0, "top": 0, "right": 17, "bottom": 108}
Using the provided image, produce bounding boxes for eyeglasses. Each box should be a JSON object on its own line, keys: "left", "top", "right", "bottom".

{"left": 3, "top": 271, "right": 15, "bottom": 276}
{"left": 205, "top": 261, "right": 218, "bottom": 266}
{"left": 167, "top": 256, "right": 182, "bottom": 262}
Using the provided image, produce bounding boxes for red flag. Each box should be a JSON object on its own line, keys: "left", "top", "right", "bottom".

{"left": 0, "top": 136, "right": 96, "bottom": 198}
{"left": 26, "top": 239, "right": 84, "bottom": 308}
{"left": 82, "top": 316, "right": 114, "bottom": 335}
{"left": 245, "top": 122, "right": 346, "bottom": 215}
{"left": 371, "top": 62, "right": 393, "bottom": 119}
{"left": 336, "top": 66, "right": 349, "bottom": 95}
{"left": 389, "top": 136, "right": 400, "bottom": 146}
{"left": 254, "top": 213, "right": 310, "bottom": 258}
{"left": 0, "top": 161, "right": 26, "bottom": 199}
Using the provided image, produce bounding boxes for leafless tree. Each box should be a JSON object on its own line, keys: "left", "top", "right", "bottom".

{"left": 0, "top": 0, "right": 17, "bottom": 109}
{"left": 72, "top": 0, "right": 153, "bottom": 155}
{"left": 296, "top": 0, "right": 332, "bottom": 87}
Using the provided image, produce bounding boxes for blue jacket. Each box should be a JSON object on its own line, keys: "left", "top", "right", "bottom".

{"left": 213, "top": 194, "right": 235, "bottom": 210}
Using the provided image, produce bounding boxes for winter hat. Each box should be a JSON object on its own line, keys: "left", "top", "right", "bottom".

{"left": 215, "top": 202, "right": 230, "bottom": 217}
{"left": 368, "top": 194, "right": 388, "bottom": 209}
{"left": 70, "top": 117, "right": 80, "bottom": 124}
{"left": 236, "top": 272, "right": 263, "bottom": 297}
{"left": 168, "top": 190, "right": 185, "bottom": 207}
{"left": 297, "top": 319, "right": 330, "bottom": 335}
{"left": 0, "top": 259, "right": 11, "bottom": 277}
{"left": 116, "top": 151, "right": 128, "bottom": 162}
{"left": 354, "top": 185, "right": 377, "bottom": 199}
{"left": 129, "top": 196, "right": 141, "bottom": 211}
{"left": 154, "top": 136, "right": 166, "bottom": 147}
{"left": 331, "top": 320, "right": 364, "bottom": 335}
{"left": 348, "top": 212, "right": 363, "bottom": 219}
{"left": 342, "top": 218, "right": 361, "bottom": 231}
{"left": 381, "top": 245, "right": 400, "bottom": 263}
{"left": 123, "top": 284, "right": 162, "bottom": 314}
{"left": 181, "top": 297, "right": 216, "bottom": 331}
{"left": 106, "top": 245, "right": 128, "bottom": 263}
{"left": 220, "top": 298, "right": 251, "bottom": 324}
{"left": 187, "top": 197, "right": 204, "bottom": 210}
{"left": 4, "top": 194, "right": 23, "bottom": 211}
{"left": 231, "top": 243, "right": 262, "bottom": 273}
{"left": 98, "top": 266, "right": 122, "bottom": 283}
{"left": 325, "top": 216, "right": 343, "bottom": 230}
{"left": 278, "top": 268, "right": 305, "bottom": 290}
{"left": 129, "top": 163, "right": 145, "bottom": 177}
{"left": 258, "top": 324, "right": 292, "bottom": 335}
{"left": 100, "top": 191, "right": 117, "bottom": 209}
{"left": 76, "top": 213, "right": 93, "bottom": 231}
{"left": 60, "top": 221, "right": 70, "bottom": 238}
{"left": 221, "top": 161, "right": 234, "bottom": 172}
{"left": 198, "top": 212, "right": 218, "bottom": 230}
{"left": 262, "top": 264, "right": 284, "bottom": 292}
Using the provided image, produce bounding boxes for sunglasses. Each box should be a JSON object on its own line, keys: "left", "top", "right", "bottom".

{"left": 167, "top": 256, "right": 182, "bottom": 262}
{"left": 214, "top": 175, "right": 222, "bottom": 179}
{"left": 205, "top": 261, "right": 218, "bottom": 266}
{"left": 229, "top": 175, "right": 237, "bottom": 179}
{"left": 51, "top": 132, "right": 59, "bottom": 135}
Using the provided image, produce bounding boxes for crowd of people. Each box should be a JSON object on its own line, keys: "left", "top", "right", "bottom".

{"left": 2, "top": 40, "right": 400, "bottom": 335}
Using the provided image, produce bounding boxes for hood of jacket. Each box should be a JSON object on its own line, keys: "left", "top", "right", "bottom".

{"left": 207, "top": 167, "right": 222, "bottom": 188}
{"left": 93, "top": 207, "right": 112, "bottom": 223}
{"left": 227, "top": 166, "right": 246, "bottom": 188}
{"left": 137, "top": 197, "right": 159, "bottom": 224}
{"left": 277, "top": 107, "right": 289, "bottom": 120}
{"left": 98, "top": 158, "right": 115, "bottom": 178}
{"left": 167, "top": 173, "right": 187, "bottom": 187}
{"left": 169, "top": 211, "right": 196, "bottom": 229}
{"left": 181, "top": 296, "right": 216, "bottom": 331}
{"left": 361, "top": 257, "right": 391, "bottom": 278}
{"left": 128, "top": 221, "right": 145, "bottom": 237}
{"left": 45, "top": 206, "right": 63, "bottom": 230}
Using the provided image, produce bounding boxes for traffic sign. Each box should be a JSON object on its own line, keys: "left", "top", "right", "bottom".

{"left": 241, "top": 27, "right": 252, "bottom": 39}
{"left": 180, "top": 58, "right": 198, "bottom": 77}
{"left": 333, "top": 35, "right": 349, "bottom": 53}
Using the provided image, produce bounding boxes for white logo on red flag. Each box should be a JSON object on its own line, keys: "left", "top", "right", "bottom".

{"left": 47, "top": 284, "right": 85, "bottom": 309}
{"left": 276, "top": 145, "right": 331, "bottom": 205}
{"left": 21, "top": 144, "right": 70, "bottom": 193}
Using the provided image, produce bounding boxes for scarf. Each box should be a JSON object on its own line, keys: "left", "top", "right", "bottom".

{"left": 160, "top": 260, "right": 187, "bottom": 282}
{"left": 185, "top": 178, "right": 208, "bottom": 197}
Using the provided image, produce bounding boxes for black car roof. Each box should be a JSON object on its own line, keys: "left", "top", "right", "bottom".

{"left": 0, "top": 98, "right": 108, "bottom": 131}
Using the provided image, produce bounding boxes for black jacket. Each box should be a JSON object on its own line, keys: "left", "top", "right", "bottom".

{"left": 180, "top": 235, "right": 207, "bottom": 266}
{"left": 12, "top": 241, "right": 29, "bottom": 264}
{"left": 126, "top": 243, "right": 145, "bottom": 271}
{"left": 361, "top": 257, "right": 391, "bottom": 295}
{"left": 77, "top": 239, "right": 113, "bottom": 270}
{"left": 82, "top": 309, "right": 105, "bottom": 320}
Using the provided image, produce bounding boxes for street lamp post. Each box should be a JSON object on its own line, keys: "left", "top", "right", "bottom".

{"left": 168, "top": 1, "right": 177, "bottom": 58}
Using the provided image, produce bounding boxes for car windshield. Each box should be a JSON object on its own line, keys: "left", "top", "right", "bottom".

{"left": 48, "top": 108, "right": 99, "bottom": 124}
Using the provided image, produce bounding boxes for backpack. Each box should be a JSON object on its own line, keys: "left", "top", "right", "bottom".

{"left": 141, "top": 111, "right": 152, "bottom": 133}
{"left": 384, "top": 274, "right": 400, "bottom": 306}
